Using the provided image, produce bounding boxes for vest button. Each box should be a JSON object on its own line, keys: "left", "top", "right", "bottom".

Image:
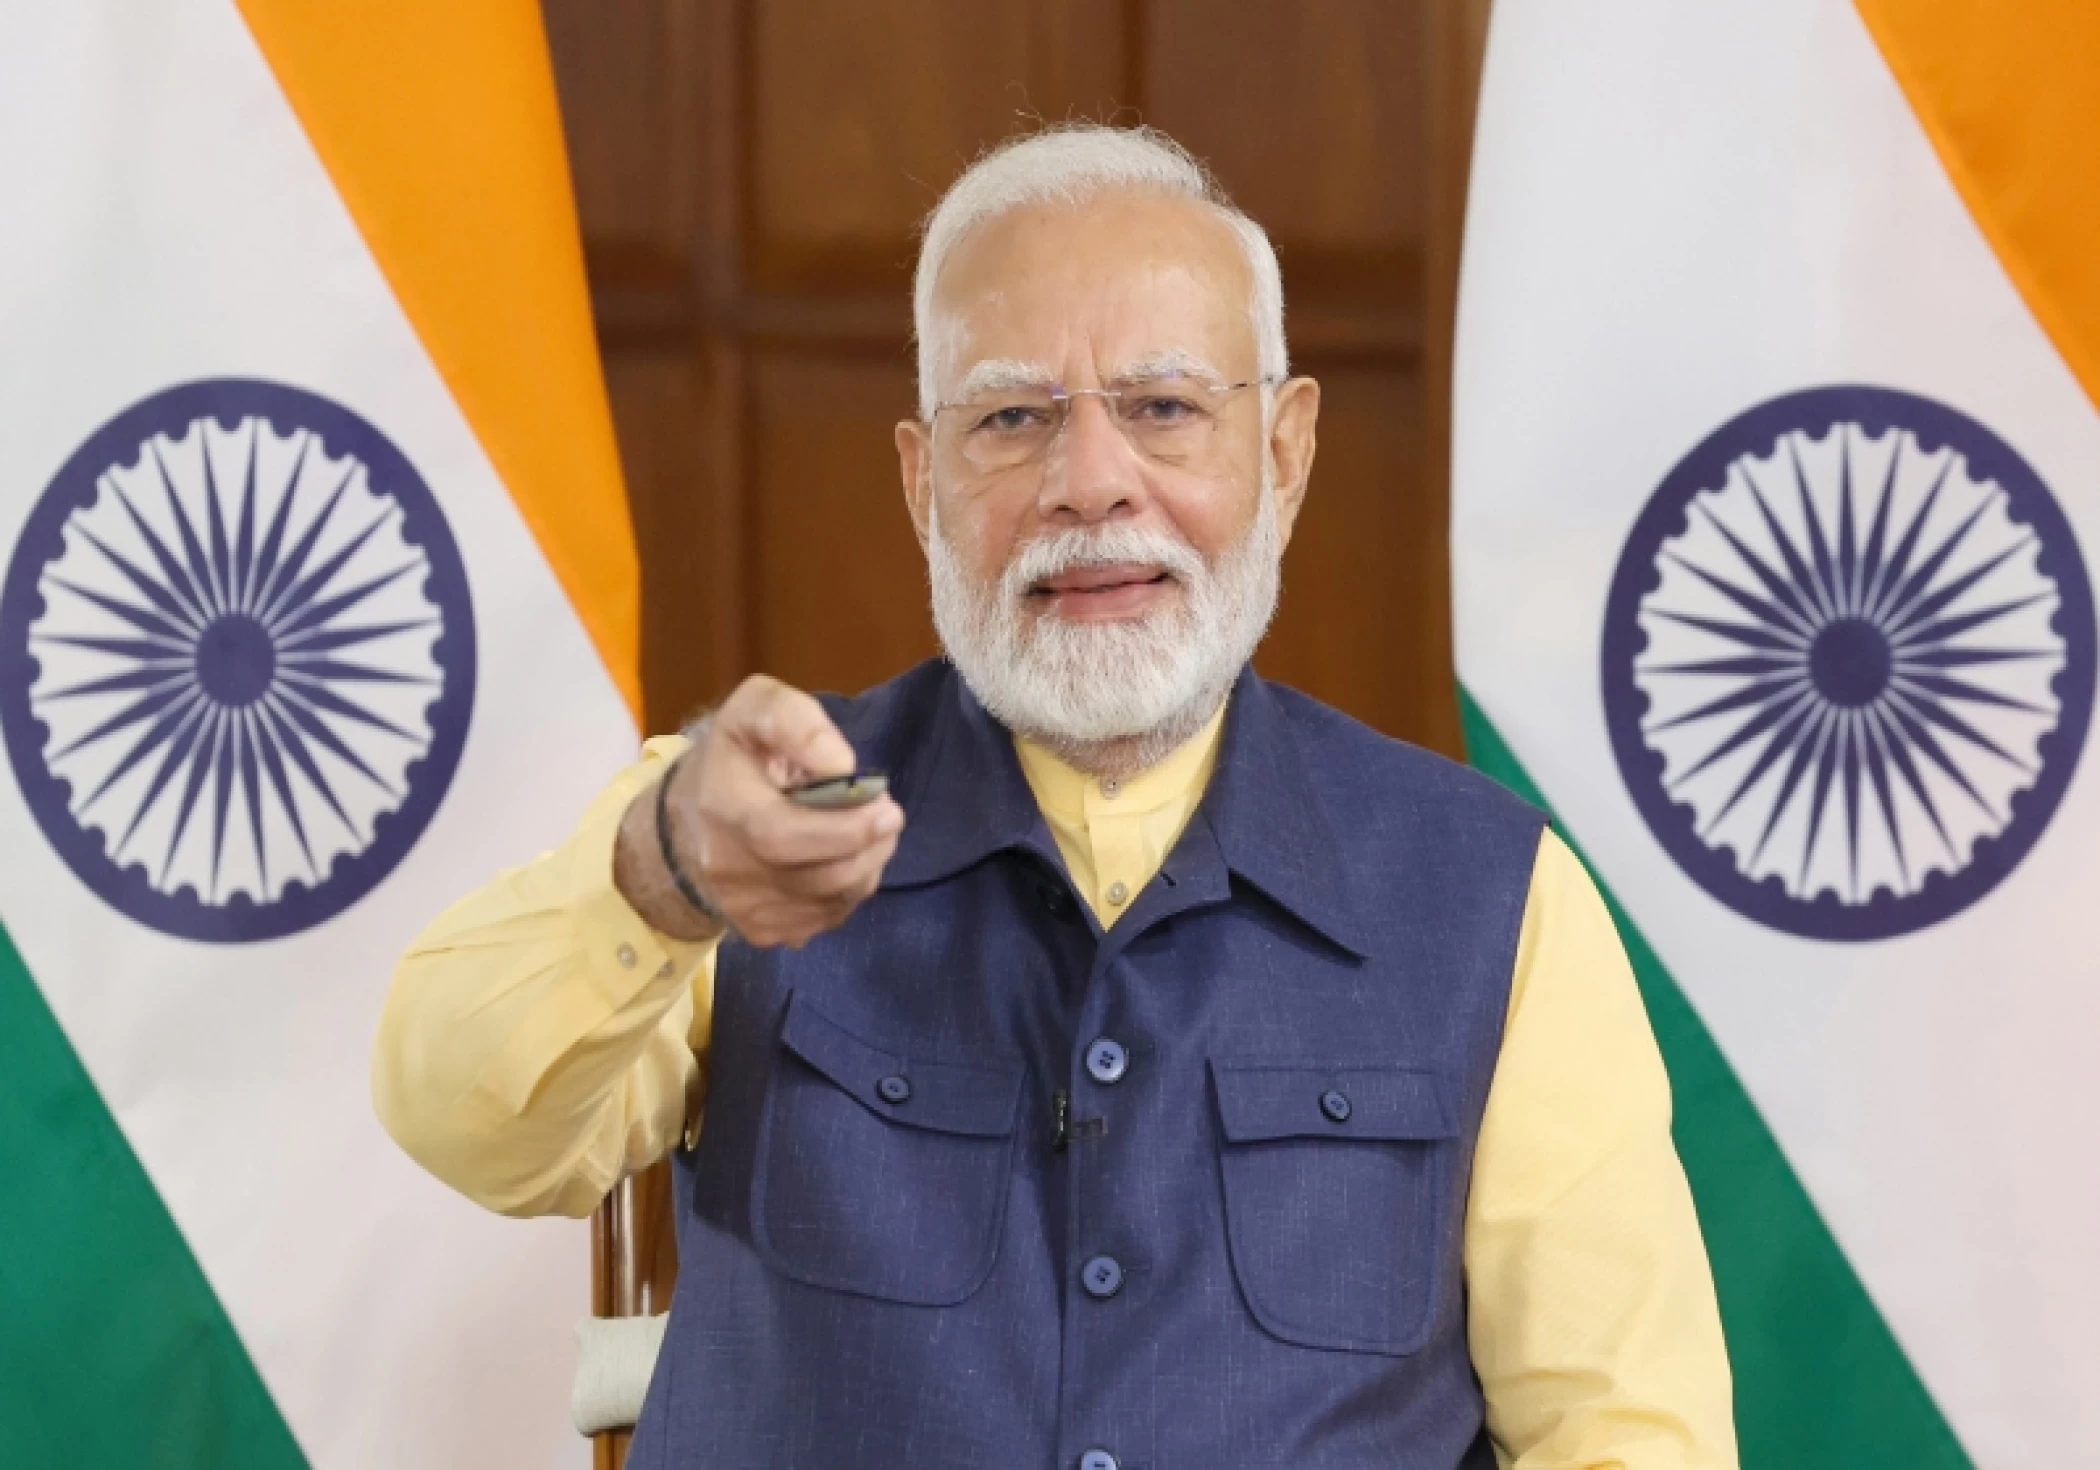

{"left": 1080, "top": 1451, "right": 1120, "bottom": 1470}
{"left": 1085, "top": 1037, "right": 1128, "bottom": 1085}
{"left": 1320, "top": 1088, "right": 1353, "bottom": 1123}
{"left": 1037, "top": 884, "right": 1071, "bottom": 916}
{"left": 1080, "top": 1254, "right": 1124, "bottom": 1299}
{"left": 876, "top": 1074, "right": 913, "bottom": 1105}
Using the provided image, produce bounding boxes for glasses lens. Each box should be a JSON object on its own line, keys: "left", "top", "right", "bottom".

{"left": 1116, "top": 380, "right": 1228, "bottom": 466}
{"left": 947, "top": 392, "right": 1061, "bottom": 470}
{"left": 937, "top": 377, "right": 1254, "bottom": 473}
{"left": 1119, "top": 378, "right": 1263, "bottom": 471}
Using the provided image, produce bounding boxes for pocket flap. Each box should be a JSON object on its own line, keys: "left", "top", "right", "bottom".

{"left": 1211, "top": 1061, "right": 1456, "bottom": 1144}
{"left": 780, "top": 993, "right": 1020, "bottom": 1138}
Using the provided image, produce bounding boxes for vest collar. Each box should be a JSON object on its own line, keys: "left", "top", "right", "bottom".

{"left": 881, "top": 664, "right": 1370, "bottom": 959}
{"left": 878, "top": 666, "right": 1059, "bottom": 887}
{"left": 1198, "top": 667, "right": 1370, "bottom": 957}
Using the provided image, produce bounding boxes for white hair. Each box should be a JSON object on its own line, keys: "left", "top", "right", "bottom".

{"left": 912, "top": 124, "right": 1288, "bottom": 418}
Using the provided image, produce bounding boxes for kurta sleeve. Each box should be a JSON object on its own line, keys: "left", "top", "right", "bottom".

{"left": 371, "top": 735, "right": 718, "bottom": 1219}
{"left": 1463, "top": 827, "right": 1739, "bottom": 1468}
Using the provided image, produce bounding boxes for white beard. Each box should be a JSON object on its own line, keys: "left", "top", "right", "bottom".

{"left": 926, "top": 488, "right": 1283, "bottom": 773}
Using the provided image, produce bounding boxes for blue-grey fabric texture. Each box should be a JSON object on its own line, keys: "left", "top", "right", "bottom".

{"left": 626, "top": 661, "right": 1544, "bottom": 1469}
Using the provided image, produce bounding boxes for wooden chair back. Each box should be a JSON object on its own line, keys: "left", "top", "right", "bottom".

{"left": 589, "top": 1160, "right": 681, "bottom": 1470}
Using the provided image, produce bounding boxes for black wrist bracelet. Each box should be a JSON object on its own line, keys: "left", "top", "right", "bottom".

{"left": 655, "top": 751, "right": 727, "bottom": 927}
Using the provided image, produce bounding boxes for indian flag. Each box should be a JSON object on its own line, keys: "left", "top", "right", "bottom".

{"left": 1455, "top": 2, "right": 2099, "bottom": 1467}
{"left": 0, "top": 3, "right": 635, "bottom": 1465}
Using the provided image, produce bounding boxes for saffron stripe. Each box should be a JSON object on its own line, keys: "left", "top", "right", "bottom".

{"left": 1855, "top": 0, "right": 2100, "bottom": 421}
{"left": 232, "top": 0, "right": 641, "bottom": 721}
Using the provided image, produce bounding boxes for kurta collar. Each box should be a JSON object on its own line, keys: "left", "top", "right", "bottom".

{"left": 1011, "top": 702, "right": 1227, "bottom": 825}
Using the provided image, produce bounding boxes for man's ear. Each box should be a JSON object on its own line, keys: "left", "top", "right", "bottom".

{"left": 1266, "top": 376, "right": 1320, "bottom": 549}
{"left": 896, "top": 418, "right": 934, "bottom": 554}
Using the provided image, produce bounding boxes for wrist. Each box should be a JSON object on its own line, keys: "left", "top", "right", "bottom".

{"left": 613, "top": 754, "right": 726, "bottom": 942}
{"left": 655, "top": 749, "right": 730, "bottom": 929}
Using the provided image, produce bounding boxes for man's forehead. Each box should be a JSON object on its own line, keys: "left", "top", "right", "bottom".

{"left": 927, "top": 191, "right": 1259, "bottom": 395}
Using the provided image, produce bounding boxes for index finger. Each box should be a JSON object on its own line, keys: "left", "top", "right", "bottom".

{"left": 722, "top": 676, "right": 858, "bottom": 788}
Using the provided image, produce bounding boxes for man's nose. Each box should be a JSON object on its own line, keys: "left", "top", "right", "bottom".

{"left": 1038, "top": 392, "right": 1146, "bottom": 523}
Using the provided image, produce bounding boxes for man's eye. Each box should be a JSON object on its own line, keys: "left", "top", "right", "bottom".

{"left": 1128, "top": 394, "right": 1204, "bottom": 425}
{"left": 972, "top": 405, "right": 1052, "bottom": 434}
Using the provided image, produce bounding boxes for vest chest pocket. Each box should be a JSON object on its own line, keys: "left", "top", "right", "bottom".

{"left": 1210, "top": 1060, "right": 1460, "bottom": 1356}
{"left": 752, "top": 992, "right": 1022, "bottom": 1306}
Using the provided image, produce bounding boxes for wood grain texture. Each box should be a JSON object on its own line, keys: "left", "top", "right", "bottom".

{"left": 1144, "top": 0, "right": 1428, "bottom": 282}
{"left": 749, "top": 352, "right": 936, "bottom": 694}
{"left": 588, "top": 1161, "right": 680, "bottom": 1468}
{"left": 547, "top": 4, "right": 1498, "bottom": 1458}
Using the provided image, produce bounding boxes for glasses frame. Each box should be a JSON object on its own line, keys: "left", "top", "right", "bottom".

{"left": 928, "top": 374, "right": 1281, "bottom": 474}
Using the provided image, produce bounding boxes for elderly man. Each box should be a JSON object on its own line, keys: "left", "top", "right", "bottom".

{"left": 375, "top": 125, "right": 1736, "bottom": 1469}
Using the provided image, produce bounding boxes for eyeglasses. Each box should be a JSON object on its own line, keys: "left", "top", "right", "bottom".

{"left": 929, "top": 376, "right": 1277, "bottom": 474}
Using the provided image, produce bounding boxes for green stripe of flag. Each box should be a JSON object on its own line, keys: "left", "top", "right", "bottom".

{"left": 0, "top": 920, "right": 307, "bottom": 1469}
{"left": 1459, "top": 687, "right": 1969, "bottom": 1470}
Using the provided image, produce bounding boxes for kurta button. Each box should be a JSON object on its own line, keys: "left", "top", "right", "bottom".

{"left": 1320, "top": 1088, "right": 1353, "bottom": 1123}
{"left": 1086, "top": 1038, "right": 1128, "bottom": 1085}
{"left": 1081, "top": 1254, "right": 1124, "bottom": 1299}
{"left": 1080, "top": 1451, "right": 1119, "bottom": 1470}
{"left": 876, "top": 1074, "right": 912, "bottom": 1105}
{"left": 1106, "top": 880, "right": 1129, "bottom": 905}
{"left": 615, "top": 943, "right": 637, "bottom": 969}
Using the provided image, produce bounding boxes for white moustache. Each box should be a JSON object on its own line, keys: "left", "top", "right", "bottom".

{"left": 1003, "top": 524, "right": 1207, "bottom": 600}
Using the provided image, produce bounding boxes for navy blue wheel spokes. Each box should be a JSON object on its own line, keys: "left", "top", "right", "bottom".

{"left": 0, "top": 380, "right": 474, "bottom": 942}
{"left": 1603, "top": 386, "right": 2093, "bottom": 941}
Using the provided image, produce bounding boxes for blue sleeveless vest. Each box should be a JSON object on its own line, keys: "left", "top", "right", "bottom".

{"left": 627, "top": 661, "right": 1544, "bottom": 1469}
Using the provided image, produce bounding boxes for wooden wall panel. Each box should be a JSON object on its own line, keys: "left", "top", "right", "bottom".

{"left": 1255, "top": 365, "right": 1455, "bottom": 752}
{"left": 748, "top": 0, "right": 1133, "bottom": 291}
{"left": 600, "top": 351, "right": 733, "bottom": 727}
{"left": 748, "top": 0, "right": 1025, "bottom": 289}
{"left": 542, "top": 0, "right": 698, "bottom": 273}
{"left": 748, "top": 352, "right": 935, "bottom": 692}
{"left": 1143, "top": 0, "right": 1427, "bottom": 290}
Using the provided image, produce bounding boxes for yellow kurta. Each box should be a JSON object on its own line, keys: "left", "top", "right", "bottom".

{"left": 374, "top": 716, "right": 1737, "bottom": 1468}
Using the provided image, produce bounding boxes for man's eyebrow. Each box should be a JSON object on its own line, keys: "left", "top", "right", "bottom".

{"left": 946, "top": 351, "right": 1229, "bottom": 402}
{"left": 948, "top": 359, "right": 1055, "bottom": 401}
{"left": 1109, "top": 349, "right": 1226, "bottom": 386}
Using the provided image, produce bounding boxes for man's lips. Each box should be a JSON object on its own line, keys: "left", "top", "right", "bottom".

{"left": 1026, "top": 562, "right": 1177, "bottom": 622}
{"left": 1029, "top": 562, "right": 1172, "bottom": 596}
